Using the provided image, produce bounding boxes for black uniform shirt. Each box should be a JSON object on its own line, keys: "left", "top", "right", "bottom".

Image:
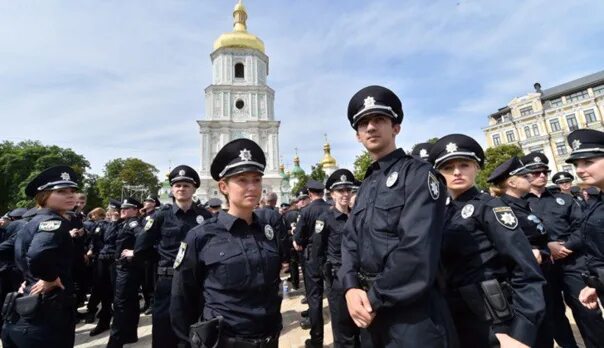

{"left": 254, "top": 207, "right": 289, "bottom": 261}
{"left": 442, "top": 187, "right": 545, "bottom": 345}
{"left": 134, "top": 203, "right": 212, "bottom": 267}
{"left": 582, "top": 193, "right": 604, "bottom": 275}
{"left": 98, "top": 220, "right": 120, "bottom": 258}
{"left": 88, "top": 220, "right": 107, "bottom": 256}
{"left": 525, "top": 189, "right": 584, "bottom": 251}
{"left": 114, "top": 217, "right": 143, "bottom": 260}
{"left": 339, "top": 149, "right": 447, "bottom": 312}
{"left": 317, "top": 207, "right": 348, "bottom": 266}
{"left": 283, "top": 210, "right": 300, "bottom": 235}
{"left": 500, "top": 194, "right": 549, "bottom": 256}
{"left": 293, "top": 199, "right": 331, "bottom": 249}
{"left": 171, "top": 211, "right": 283, "bottom": 340}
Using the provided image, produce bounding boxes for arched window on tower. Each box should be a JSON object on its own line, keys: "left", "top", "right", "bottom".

{"left": 234, "top": 63, "right": 244, "bottom": 78}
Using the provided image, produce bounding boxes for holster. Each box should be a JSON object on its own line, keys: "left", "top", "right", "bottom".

{"left": 458, "top": 279, "right": 513, "bottom": 324}
{"left": 1, "top": 292, "right": 20, "bottom": 323}
{"left": 15, "top": 293, "right": 41, "bottom": 320}
{"left": 582, "top": 269, "right": 604, "bottom": 292}
{"left": 189, "top": 316, "right": 224, "bottom": 348}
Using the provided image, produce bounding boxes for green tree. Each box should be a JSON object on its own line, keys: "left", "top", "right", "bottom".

{"left": 96, "top": 158, "right": 160, "bottom": 204}
{"left": 309, "top": 163, "right": 326, "bottom": 182}
{"left": 353, "top": 151, "right": 373, "bottom": 181}
{"left": 476, "top": 144, "right": 524, "bottom": 189}
{"left": 0, "top": 140, "right": 89, "bottom": 213}
{"left": 82, "top": 173, "right": 104, "bottom": 210}
{"left": 290, "top": 174, "right": 309, "bottom": 198}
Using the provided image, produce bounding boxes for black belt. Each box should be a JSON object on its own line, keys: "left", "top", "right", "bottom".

{"left": 157, "top": 267, "right": 174, "bottom": 276}
{"left": 98, "top": 254, "right": 114, "bottom": 261}
{"left": 222, "top": 334, "right": 278, "bottom": 348}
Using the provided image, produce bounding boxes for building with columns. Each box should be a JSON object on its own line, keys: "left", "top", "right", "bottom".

{"left": 483, "top": 70, "right": 604, "bottom": 178}
{"left": 196, "top": 1, "right": 283, "bottom": 203}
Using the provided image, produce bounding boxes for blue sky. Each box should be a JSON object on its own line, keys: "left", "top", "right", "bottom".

{"left": 1, "top": 0, "right": 603, "bottom": 177}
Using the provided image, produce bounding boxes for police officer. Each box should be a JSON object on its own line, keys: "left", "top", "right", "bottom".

{"left": 283, "top": 199, "right": 301, "bottom": 290}
{"left": 140, "top": 195, "right": 161, "bottom": 315}
{"left": 2, "top": 166, "right": 79, "bottom": 348}
{"left": 522, "top": 151, "right": 604, "bottom": 347}
{"left": 317, "top": 169, "right": 360, "bottom": 348}
{"left": 552, "top": 171, "right": 574, "bottom": 195}
{"left": 171, "top": 138, "right": 285, "bottom": 348}
{"left": 87, "top": 199, "right": 122, "bottom": 336}
{"left": 134, "top": 165, "right": 212, "bottom": 348}
{"left": 564, "top": 130, "right": 604, "bottom": 310}
{"left": 206, "top": 198, "right": 223, "bottom": 215}
{"left": 292, "top": 179, "right": 331, "bottom": 347}
{"left": 410, "top": 142, "right": 433, "bottom": 161}
{"left": 339, "top": 86, "right": 456, "bottom": 347}
{"left": 107, "top": 197, "right": 144, "bottom": 348}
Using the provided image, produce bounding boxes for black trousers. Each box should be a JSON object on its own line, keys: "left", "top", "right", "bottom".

{"left": 152, "top": 275, "right": 179, "bottom": 348}
{"left": 142, "top": 258, "right": 157, "bottom": 305}
{"left": 0, "top": 269, "right": 23, "bottom": 331}
{"left": 303, "top": 253, "right": 324, "bottom": 344}
{"left": 87, "top": 258, "right": 115, "bottom": 325}
{"left": 548, "top": 253, "right": 604, "bottom": 348}
{"left": 108, "top": 265, "right": 140, "bottom": 347}
{"left": 289, "top": 248, "right": 300, "bottom": 289}
{"left": 325, "top": 271, "right": 360, "bottom": 348}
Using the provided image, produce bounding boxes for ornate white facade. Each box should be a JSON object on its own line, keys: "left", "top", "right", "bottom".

{"left": 196, "top": 4, "right": 282, "bottom": 203}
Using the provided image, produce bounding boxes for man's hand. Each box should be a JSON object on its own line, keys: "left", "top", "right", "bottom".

{"left": 345, "top": 288, "right": 375, "bottom": 328}
{"left": 0, "top": 219, "right": 9, "bottom": 228}
{"left": 281, "top": 263, "right": 290, "bottom": 273}
{"left": 30, "top": 277, "right": 65, "bottom": 295}
{"left": 121, "top": 249, "right": 134, "bottom": 259}
{"left": 495, "top": 333, "right": 529, "bottom": 348}
{"left": 579, "top": 286, "right": 600, "bottom": 310}
{"left": 548, "top": 241, "right": 572, "bottom": 260}
{"left": 293, "top": 240, "right": 303, "bottom": 252}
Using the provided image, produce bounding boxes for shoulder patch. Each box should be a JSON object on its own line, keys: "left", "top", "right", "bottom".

{"left": 173, "top": 242, "right": 187, "bottom": 269}
{"left": 144, "top": 218, "right": 154, "bottom": 231}
{"left": 129, "top": 220, "right": 139, "bottom": 229}
{"left": 315, "top": 220, "right": 324, "bottom": 233}
{"left": 39, "top": 220, "right": 61, "bottom": 231}
{"left": 264, "top": 225, "right": 274, "bottom": 240}
{"left": 492, "top": 207, "right": 518, "bottom": 229}
{"left": 196, "top": 215, "right": 205, "bottom": 224}
{"left": 428, "top": 172, "right": 440, "bottom": 200}
{"left": 556, "top": 197, "right": 565, "bottom": 206}
{"left": 95, "top": 226, "right": 101, "bottom": 233}
{"left": 461, "top": 204, "right": 474, "bottom": 219}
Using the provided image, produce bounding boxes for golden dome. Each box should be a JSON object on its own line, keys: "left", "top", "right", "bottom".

{"left": 321, "top": 143, "right": 337, "bottom": 168}
{"left": 213, "top": 1, "right": 265, "bottom": 53}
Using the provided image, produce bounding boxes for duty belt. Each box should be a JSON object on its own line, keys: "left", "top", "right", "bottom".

{"left": 358, "top": 271, "right": 377, "bottom": 292}
{"left": 157, "top": 266, "right": 175, "bottom": 277}
{"left": 222, "top": 334, "right": 278, "bottom": 348}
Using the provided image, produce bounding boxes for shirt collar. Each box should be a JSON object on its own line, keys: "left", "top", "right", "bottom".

{"left": 365, "top": 148, "right": 406, "bottom": 177}
{"left": 454, "top": 186, "right": 480, "bottom": 203}
{"left": 331, "top": 207, "right": 349, "bottom": 219}
{"left": 501, "top": 193, "right": 530, "bottom": 209}
{"left": 217, "top": 210, "right": 260, "bottom": 232}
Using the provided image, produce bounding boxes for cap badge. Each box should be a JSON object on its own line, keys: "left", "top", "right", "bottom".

{"left": 265, "top": 225, "right": 274, "bottom": 240}
{"left": 363, "top": 96, "right": 376, "bottom": 108}
{"left": 178, "top": 169, "right": 186, "bottom": 176}
{"left": 572, "top": 139, "right": 582, "bottom": 151}
{"left": 446, "top": 143, "right": 458, "bottom": 153}
{"left": 123, "top": 199, "right": 128, "bottom": 204}
{"left": 60, "top": 172, "right": 71, "bottom": 181}
{"left": 419, "top": 149, "right": 428, "bottom": 158}
{"left": 560, "top": 175, "right": 566, "bottom": 180}
{"left": 534, "top": 156, "right": 542, "bottom": 163}
{"left": 556, "top": 197, "right": 565, "bottom": 206}
{"left": 196, "top": 215, "right": 205, "bottom": 224}
{"left": 461, "top": 204, "right": 474, "bottom": 219}
{"left": 239, "top": 149, "right": 252, "bottom": 161}
{"left": 340, "top": 174, "right": 347, "bottom": 182}
{"left": 386, "top": 171, "right": 398, "bottom": 188}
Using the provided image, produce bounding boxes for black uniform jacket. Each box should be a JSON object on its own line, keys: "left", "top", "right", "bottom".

{"left": 582, "top": 193, "right": 604, "bottom": 277}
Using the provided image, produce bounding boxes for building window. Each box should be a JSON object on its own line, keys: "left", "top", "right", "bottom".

{"left": 566, "top": 114, "right": 579, "bottom": 131}
{"left": 506, "top": 130, "right": 515, "bottom": 143}
{"left": 234, "top": 63, "right": 244, "bottom": 78}
{"left": 528, "top": 146, "right": 542, "bottom": 153}
{"left": 235, "top": 99, "right": 245, "bottom": 110}
{"left": 556, "top": 141, "right": 568, "bottom": 155}
{"left": 532, "top": 124, "right": 540, "bottom": 136}
{"left": 524, "top": 126, "right": 531, "bottom": 138}
{"left": 492, "top": 134, "right": 501, "bottom": 146}
{"left": 549, "top": 98, "right": 563, "bottom": 107}
{"left": 567, "top": 90, "right": 589, "bottom": 102}
{"left": 593, "top": 85, "right": 604, "bottom": 96}
{"left": 520, "top": 106, "right": 533, "bottom": 116}
{"left": 549, "top": 118, "right": 561, "bottom": 132}
{"left": 584, "top": 109, "right": 598, "bottom": 123}
{"left": 562, "top": 165, "right": 574, "bottom": 175}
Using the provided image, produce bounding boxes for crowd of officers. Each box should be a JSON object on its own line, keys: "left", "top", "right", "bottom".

{"left": 0, "top": 85, "right": 603, "bottom": 348}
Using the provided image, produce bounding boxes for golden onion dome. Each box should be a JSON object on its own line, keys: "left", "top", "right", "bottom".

{"left": 321, "top": 143, "right": 337, "bottom": 168}
{"left": 213, "top": 1, "right": 265, "bottom": 53}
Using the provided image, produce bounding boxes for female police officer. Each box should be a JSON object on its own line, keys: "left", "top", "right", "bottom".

{"left": 565, "top": 129, "right": 604, "bottom": 309}
{"left": 2, "top": 166, "right": 79, "bottom": 348}
{"left": 428, "top": 134, "right": 545, "bottom": 348}
{"left": 171, "top": 138, "right": 284, "bottom": 348}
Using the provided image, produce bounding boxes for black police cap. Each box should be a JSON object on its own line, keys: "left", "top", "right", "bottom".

{"left": 280, "top": 202, "right": 291, "bottom": 208}
{"left": 207, "top": 198, "right": 223, "bottom": 208}
{"left": 520, "top": 152, "right": 549, "bottom": 171}
{"left": 144, "top": 195, "right": 161, "bottom": 207}
{"left": 566, "top": 129, "right": 604, "bottom": 163}
{"left": 411, "top": 143, "right": 433, "bottom": 160}
{"left": 487, "top": 157, "right": 531, "bottom": 184}
{"left": 326, "top": 169, "right": 355, "bottom": 191}
{"left": 306, "top": 180, "right": 325, "bottom": 192}
{"left": 108, "top": 199, "right": 122, "bottom": 210}
{"left": 170, "top": 165, "right": 200, "bottom": 188}
{"left": 121, "top": 197, "right": 142, "bottom": 209}
{"left": 428, "top": 134, "right": 484, "bottom": 168}
{"left": 211, "top": 138, "right": 266, "bottom": 181}
{"left": 25, "top": 165, "right": 79, "bottom": 198}
{"left": 297, "top": 188, "right": 309, "bottom": 199}
{"left": 347, "top": 85, "right": 403, "bottom": 129}
{"left": 552, "top": 171, "right": 574, "bottom": 184}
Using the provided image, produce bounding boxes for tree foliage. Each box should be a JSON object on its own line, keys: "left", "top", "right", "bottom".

{"left": 96, "top": 158, "right": 160, "bottom": 205}
{"left": 0, "top": 141, "right": 89, "bottom": 213}
{"left": 476, "top": 144, "right": 525, "bottom": 189}
{"left": 290, "top": 173, "right": 309, "bottom": 198}
{"left": 309, "top": 163, "right": 326, "bottom": 182}
{"left": 353, "top": 151, "right": 373, "bottom": 181}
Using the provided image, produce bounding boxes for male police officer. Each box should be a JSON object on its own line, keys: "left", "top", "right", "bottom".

{"left": 293, "top": 180, "right": 331, "bottom": 347}
{"left": 134, "top": 165, "right": 212, "bottom": 348}
{"left": 552, "top": 171, "right": 574, "bottom": 195}
{"left": 522, "top": 152, "right": 604, "bottom": 347}
{"left": 339, "top": 85, "right": 456, "bottom": 347}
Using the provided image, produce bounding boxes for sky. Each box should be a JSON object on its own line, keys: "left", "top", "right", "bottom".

{"left": 1, "top": 0, "right": 603, "bottom": 177}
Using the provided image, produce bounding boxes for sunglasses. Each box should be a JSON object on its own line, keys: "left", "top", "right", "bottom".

{"left": 529, "top": 170, "right": 550, "bottom": 177}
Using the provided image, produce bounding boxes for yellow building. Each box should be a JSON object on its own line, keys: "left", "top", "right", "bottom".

{"left": 483, "top": 70, "right": 604, "bottom": 176}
